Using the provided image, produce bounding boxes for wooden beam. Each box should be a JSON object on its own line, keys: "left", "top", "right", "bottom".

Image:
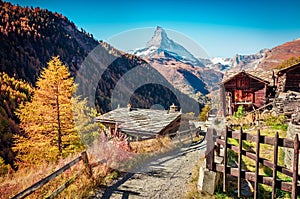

{"left": 219, "top": 130, "right": 297, "bottom": 149}
{"left": 206, "top": 128, "right": 215, "bottom": 171}
{"left": 254, "top": 130, "right": 260, "bottom": 199}
{"left": 272, "top": 132, "right": 279, "bottom": 199}
{"left": 90, "top": 159, "right": 106, "bottom": 168}
{"left": 292, "top": 134, "right": 299, "bottom": 199}
{"left": 238, "top": 127, "right": 243, "bottom": 198}
{"left": 81, "top": 151, "right": 93, "bottom": 180}
{"left": 223, "top": 126, "right": 228, "bottom": 192}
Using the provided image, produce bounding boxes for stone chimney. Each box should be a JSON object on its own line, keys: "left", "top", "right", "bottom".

{"left": 127, "top": 104, "right": 132, "bottom": 112}
{"left": 169, "top": 103, "right": 179, "bottom": 113}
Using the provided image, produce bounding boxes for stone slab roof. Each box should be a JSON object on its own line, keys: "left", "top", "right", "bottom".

{"left": 95, "top": 108, "right": 181, "bottom": 138}
{"left": 278, "top": 62, "right": 300, "bottom": 75}
{"left": 221, "top": 69, "right": 275, "bottom": 85}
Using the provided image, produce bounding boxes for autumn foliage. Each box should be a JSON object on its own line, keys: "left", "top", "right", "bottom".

{"left": 0, "top": 72, "right": 33, "bottom": 170}
{"left": 276, "top": 56, "right": 300, "bottom": 70}
{"left": 14, "top": 57, "right": 84, "bottom": 166}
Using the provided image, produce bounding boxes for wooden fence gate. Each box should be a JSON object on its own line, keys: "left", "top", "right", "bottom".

{"left": 206, "top": 126, "right": 299, "bottom": 198}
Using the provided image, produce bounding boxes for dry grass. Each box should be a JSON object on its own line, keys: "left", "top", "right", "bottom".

{"left": 192, "top": 135, "right": 204, "bottom": 143}
{"left": 130, "top": 136, "right": 171, "bottom": 154}
{"left": 226, "top": 113, "right": 255, "bottom": 127}
{"left": 0, "top": 154, "right": 96, "bottom": 199}
{"left": 0, "top": 137, "right": 134, "bottom": 198}
{"left": 185, "top": 157, "right": 212, "bottom": 199}
{"left": 0, "top": 150, "right": 127, "bottom": 199}
{"left": 0, "top": 127, "right": 140, "bottom": 199}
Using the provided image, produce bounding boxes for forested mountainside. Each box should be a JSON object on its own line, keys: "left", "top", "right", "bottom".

{"left": 258, "top": 39, "right": 300, "bottom": 70}
{"left": 0, "top": 72, "right": 33, "bottom": 168}
{"left": 0, "top": 0, "right": 98, "bottom": 84}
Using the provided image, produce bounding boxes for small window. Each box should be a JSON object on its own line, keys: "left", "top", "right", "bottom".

{"left": 237, "top": 76, "right": 249, "bottom": 89}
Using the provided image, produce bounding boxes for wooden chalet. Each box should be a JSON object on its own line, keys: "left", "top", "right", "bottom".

{"left": 220, "top": 70, "right": 275, "bottom": 116}
{"left": 95, "top": 104, "right": 181, "bottom": 140}
{"left": 277, "top": 62, "right": 300, "bottom": 92}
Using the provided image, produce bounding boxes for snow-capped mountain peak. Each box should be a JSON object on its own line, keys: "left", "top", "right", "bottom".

{"left": 146, "top": 26, "right": 169, "bottom": 48}
{"left": 131, "top": 26, "right": 204, "bottom": 66}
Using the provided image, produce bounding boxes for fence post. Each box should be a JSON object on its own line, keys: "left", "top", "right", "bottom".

{"left": 206, "top": 128, "right": 215, "bottom": 171}
{"left": 81, "top": 151, "right": 93, "bottom": 180}
{"left": 237, "top": 127, "right": 243, "bottom": 198}
{"left": 223, "top": 126, "right": 228, "bottom": 192}
{"left": 292, "top": 134, "right": 299, "bottom": 199}
{"left": 190, "top": 128, "right": 193, "bottom": 143}
{"left": 254, "top": 129, "right": 260, "bottom": 199}
{"left": 272, "top": 132, "right": 279, "bottom": 199}
{"left": 216, "top": 130, "right": 221, "bottom": 157}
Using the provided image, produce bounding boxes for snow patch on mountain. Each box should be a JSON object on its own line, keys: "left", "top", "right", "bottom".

{"left": 211, "top": 57, "right": 231, "bottom": 66}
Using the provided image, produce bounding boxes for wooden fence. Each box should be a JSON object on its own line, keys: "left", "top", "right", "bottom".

{"left": 12, "top": 151, "right": 106, "bottom": 199}
{"left": 206, "top": 126, "right": 299, "bottom": 199}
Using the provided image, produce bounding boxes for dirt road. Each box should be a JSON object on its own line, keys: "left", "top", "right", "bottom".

{"left": 90, "top": 140, "right": 206, "bottom": 199}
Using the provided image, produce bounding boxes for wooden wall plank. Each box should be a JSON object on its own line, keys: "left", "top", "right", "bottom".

{"left": 271, "top": 132, "right": 279, "bottom": 199}
{"left": 206, "top": 128, "right": 215, "bottom": 171}
{"left": 223, "top": 126, "right": 228, "bottom": 192}
{"left": 254, "top": 130, "right": 260, "bottom": 199}
{"left": 238, "top": 127, "right": 243, "bottom": 197}
{"left": 292, "top": 134, "right": 299, "bottom": 199}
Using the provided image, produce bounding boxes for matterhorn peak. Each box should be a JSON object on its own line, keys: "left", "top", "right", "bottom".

{"left": 146, "top": 26, "right": 169, "bottom": 48}
{"left": 132, "top": 26, "right": 204, "bottom": 66}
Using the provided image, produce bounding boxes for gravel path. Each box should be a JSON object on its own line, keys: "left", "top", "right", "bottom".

{"left": 90, "top": 140, "right": 206, "bottom": 199}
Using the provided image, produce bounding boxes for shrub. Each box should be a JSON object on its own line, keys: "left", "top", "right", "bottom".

{"left": 264, "top": 114, "right": 288, "bottom": 131}
{"left": 198, "top": 105, "right": 210, "bottom": 121}
{"left": 0, "top": 157, "right": 8, "bottom": 176}
{"left": 234, "top": 105, "right": 246, "bottom": 118}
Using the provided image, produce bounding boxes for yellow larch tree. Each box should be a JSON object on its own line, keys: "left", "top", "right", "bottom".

{"left": 15, "top": 56, "right": 84, "bottom": 165}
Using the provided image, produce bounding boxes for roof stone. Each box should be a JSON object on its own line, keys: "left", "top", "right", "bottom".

{"left": 95, "top": 108, "right": 181, "bottom": 138}
{"left": 221, "top": 69, "right": 275, "bottom": 84}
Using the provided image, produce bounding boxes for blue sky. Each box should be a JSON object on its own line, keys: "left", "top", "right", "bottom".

{"left": 7, "top": 0, "right": 300, "bottom": 57}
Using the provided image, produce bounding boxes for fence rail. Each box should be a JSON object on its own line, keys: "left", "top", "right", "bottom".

{"left": 12, "top": 151, "right": 106, "bottom": 199}
{"left": 206, "top": 126, "right": 299, "bottom": 199}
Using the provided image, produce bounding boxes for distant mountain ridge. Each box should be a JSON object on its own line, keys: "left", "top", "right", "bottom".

{"left": 206, "top": 38, "right": 300, "bottom": 72}
{"left": 204, "top": 49, "right": 268, "bottom": 72}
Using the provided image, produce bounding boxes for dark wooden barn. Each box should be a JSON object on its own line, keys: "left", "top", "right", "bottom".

{"left": 277, "top": 62, "right": 300, "bottom": 92}
{"left": 220, "top": 70, "right": 274, "bottom": 116}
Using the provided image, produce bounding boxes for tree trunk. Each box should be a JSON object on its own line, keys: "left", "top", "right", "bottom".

{"left": 56, "top": 85, "right": 62, "bottom": 157}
